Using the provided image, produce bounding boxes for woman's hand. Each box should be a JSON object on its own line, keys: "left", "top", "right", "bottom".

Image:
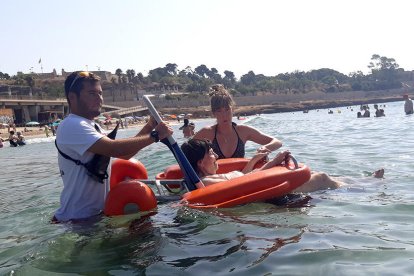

{"left": 257, "top": 146, "right": 271, "bottom": 154}
{"left": 269, "top": 150, "right": 291, "bottom": 166}
{"left": 251, "top": 152, "right": 269, "bottom": 162}
{"left": 242, "top": 152, "right": 269, "bottom": 174}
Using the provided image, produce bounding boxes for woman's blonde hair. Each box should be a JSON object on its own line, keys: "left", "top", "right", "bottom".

{"left": 208, "top": 84, "right": 235, "bottom": 112}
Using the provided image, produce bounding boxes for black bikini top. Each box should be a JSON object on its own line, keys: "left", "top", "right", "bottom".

{"left": 211, "top": 122, "right": 245, "bottom": 159}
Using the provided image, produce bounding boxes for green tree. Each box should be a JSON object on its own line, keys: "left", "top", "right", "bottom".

{"left": 165, "top": 63, "right": 178, "bottom": 75}
{"left": 125, "top": 69, "right": 136, "bottom": 83}
{"left": 223, "top": 70, "right": 236, "bottom": 88}
{"left": 0, "top": 72, "right": 11, "bottom": 80}
{"left": 194, "top": 64, "right": 210, "bottom": 78}
{"left": 24, "top": 75, "right": 35, "bottom": 93}
{"left": 367, "top": 54, "right": 401, "bottom": 90}
{"left": 115, "top": 68, "right": 123, "bottom": 83}
{"left": 240, "top": 71, "right": 256, "bottom": 86}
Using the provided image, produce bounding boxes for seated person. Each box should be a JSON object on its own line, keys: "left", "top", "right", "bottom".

{"left": 181, "top": 139, "right": 343, "bottom": 192}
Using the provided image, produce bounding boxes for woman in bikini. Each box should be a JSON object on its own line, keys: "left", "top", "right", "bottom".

{"left": 193, "top": 84, "right": 344, "bottom": 192}
{"left": 193, "top": 84, "right": 282, "bottom": 158}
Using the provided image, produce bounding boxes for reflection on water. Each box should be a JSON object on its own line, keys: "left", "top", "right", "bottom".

{"left": 1, "top": 101, "right": 414, "bottom": 275}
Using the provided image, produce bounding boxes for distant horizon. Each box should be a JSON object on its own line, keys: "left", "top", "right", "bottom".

{"left": 1, "top": 0, "right": 413, "bottom": 79}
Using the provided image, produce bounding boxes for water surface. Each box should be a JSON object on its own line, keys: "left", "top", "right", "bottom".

{"left": 1, "top": 101, "right": 414, "bottom": 275}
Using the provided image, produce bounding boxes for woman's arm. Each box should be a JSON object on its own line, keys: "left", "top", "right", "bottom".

{"left": 241, "top": 152, "right": 269, "bottom": 173}
{"left": 241, "top": 125, "right": 282, "bottom": 153}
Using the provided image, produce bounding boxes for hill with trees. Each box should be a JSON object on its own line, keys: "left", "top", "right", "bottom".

{"left": 0, "top": 54, "right": 413, "bottom": 101}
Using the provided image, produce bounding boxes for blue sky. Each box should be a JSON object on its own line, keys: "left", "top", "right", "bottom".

{"left": 1, "top": 0, "right": 413, "bottom": 78}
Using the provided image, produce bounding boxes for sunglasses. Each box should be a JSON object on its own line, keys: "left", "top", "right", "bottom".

{"left": 68, "top": 71, "right": 95, "bottom": 92}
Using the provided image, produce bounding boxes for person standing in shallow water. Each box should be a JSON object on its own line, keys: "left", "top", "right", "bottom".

{"left": 403, "top": 94, "right": 413, "bottom": 115}
{"left": 179, "top": 118, "right": 195, "bottom": 138}
{"left": 8, "top": 131, "right": 18, "bottom": 147}
{"left": 53, "top": 71, "right": 173, "bottom": 222}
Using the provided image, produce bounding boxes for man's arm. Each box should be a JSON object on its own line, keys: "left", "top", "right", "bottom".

{"left": 88, "top": 121, "right": 172, "bottom": 159}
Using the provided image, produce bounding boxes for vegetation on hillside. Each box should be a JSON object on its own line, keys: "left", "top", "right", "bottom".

{"left": 0, "top": 54, "right": 411, "bottom": 99}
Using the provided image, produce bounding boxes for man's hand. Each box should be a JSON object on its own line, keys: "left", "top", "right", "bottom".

{"left": 147, "top": 116, "right": 158, "bottom": 129}
{"left": 155, "top": 121, "right": 173, "bottom": 140}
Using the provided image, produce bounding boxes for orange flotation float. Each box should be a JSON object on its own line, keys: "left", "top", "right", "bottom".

{"left": 156, "top": 158, "right": 311, "bottom": 209}
{"left": 104, "top": 158, "right": 153, "bottom": 216}
{"left": 105, "top": 157, "right": 311, "bottom": 215}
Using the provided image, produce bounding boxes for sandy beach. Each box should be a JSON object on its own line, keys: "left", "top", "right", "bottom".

{"left": 0, "top": 119, "right": 187, "bottom": 141}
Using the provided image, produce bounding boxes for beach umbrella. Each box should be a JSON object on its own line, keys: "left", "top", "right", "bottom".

{"left": 26, "top": 121, "right": 40, "bottom": 126}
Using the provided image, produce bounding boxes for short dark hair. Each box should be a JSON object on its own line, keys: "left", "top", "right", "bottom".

{"left": 64, "top": 71, "right": 101, "bottom": 105}
{"left": 181, "top": 139, "right": 212, "bottom": 174}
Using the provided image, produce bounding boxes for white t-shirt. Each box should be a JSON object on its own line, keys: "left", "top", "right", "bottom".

{"left": 55, "top": 114, "right": 106, "bottom": 221}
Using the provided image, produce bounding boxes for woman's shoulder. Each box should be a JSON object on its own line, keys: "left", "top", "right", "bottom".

{"left": 193, "top": 125, "right": 215, "bottom": 139}
{"left": 234, "top": 124, "right": 259, "bottom": 135}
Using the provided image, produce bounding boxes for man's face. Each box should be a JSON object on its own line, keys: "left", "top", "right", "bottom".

{"left": 71, "top": 81, "right": 103, "bottom": 119}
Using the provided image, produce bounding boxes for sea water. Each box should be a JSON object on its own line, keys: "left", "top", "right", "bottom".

{"left": 1, "top": 101, "right": 414, "bottom": 275}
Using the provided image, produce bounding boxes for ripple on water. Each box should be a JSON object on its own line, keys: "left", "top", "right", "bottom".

{"left": 2, "top": 101, "right": 414, "bottom": 275}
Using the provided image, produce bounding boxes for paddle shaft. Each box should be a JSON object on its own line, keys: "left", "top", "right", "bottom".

{"left": 142, "top": 95, "right": 204, "bottom": 190}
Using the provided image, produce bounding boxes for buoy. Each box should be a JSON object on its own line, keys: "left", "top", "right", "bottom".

{"left": 110, "top": 158, "right": 148, "bottom": 189}
{"left": 104, "top": 180, "right": 157, "bottom": 216}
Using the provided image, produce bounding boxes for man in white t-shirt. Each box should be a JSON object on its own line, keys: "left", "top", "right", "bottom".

{"left": 54, "top": 71, "right": 173, "bottom": 222}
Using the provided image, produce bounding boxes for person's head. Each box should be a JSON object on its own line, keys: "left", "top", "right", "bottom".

{"left": 357, "top": 112, "right": 362, "bottom": 118}
{"left": 183, "top": 118, "right": 189, "bottom": 126}
{"left": 373, "top": 168, "right": 384, "bottom": 178}
{"left": 64, "top": 71, "right": 102, "bottom": 119}
{"left": 209, "top": 84, "right": 235, "bottom": 124}
{"left": 16, "top": 132, "right": 21, "bottom": 136}
{"left": 181, "top": 139, "right": 218, "bottom": 176}
{"left": 403, "top": 94, "right": 409, "bottom": 100}
{"left": 374, "top": 104, "right": 378, "bottom": 110}
{"left": 9, "top": 130, "right": 14, "bottom": 135}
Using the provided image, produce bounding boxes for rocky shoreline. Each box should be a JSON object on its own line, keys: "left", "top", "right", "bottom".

{"left": 160, "top": 95, "right": 402, "bottom": 117}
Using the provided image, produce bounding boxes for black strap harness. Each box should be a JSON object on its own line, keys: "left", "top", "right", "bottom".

{"left": 55, "top": 122, "right": 119, "bottom": 183}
